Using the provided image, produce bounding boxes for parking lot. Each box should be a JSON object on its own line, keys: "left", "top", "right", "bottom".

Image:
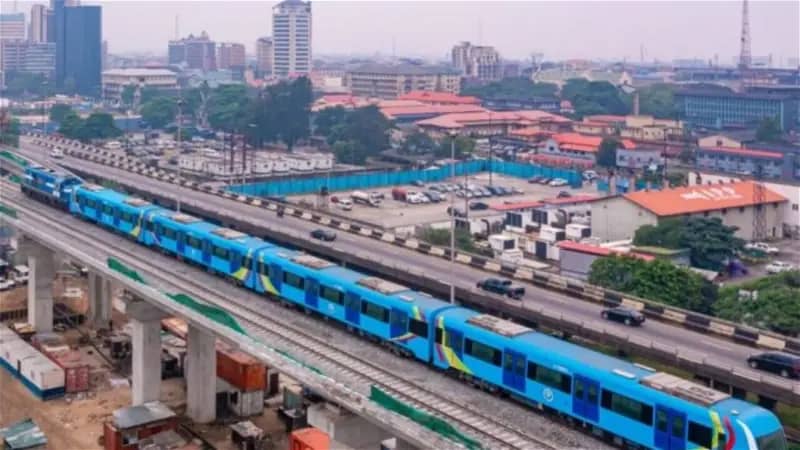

{"left": 289, "top": 172, "right": 598, "bottom": 230}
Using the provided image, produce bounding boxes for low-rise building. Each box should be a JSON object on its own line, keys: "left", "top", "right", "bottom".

{"left": 346, "top": 63, "right": 461, "bottom": 99}
{"left": 397, "top": 90, "right": 480, "bottom": 105}
{"left": 415, "top": 110, "right": 571, "bottom": 138}
{"left": 676, "top": 84, "right": 799, "bottom": 131}
{"left": 591, "top": 181, "right": 787, "bottom": 242}
{"left": 695, "top": 146, "right": 786, "bottom": 179}
{"left": 102, "top": 68, "right": 177, "bottom": 103}
{"left": 539, "top": 133, "right": 637, "bottom": 167}
{"left": 616, "top": 146, "right": 664, "bottom": 170}
{"left": 559, "top": 240, "right": 654, "bottom": 280}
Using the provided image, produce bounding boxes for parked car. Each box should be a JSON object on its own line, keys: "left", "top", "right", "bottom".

{"left": 447, "top": 206, "right": 467, "bottom": 218}
{"left": 557, "top": 191, "right": 572, "bottom": 198}
{"left": 528, "top": 176, "right": 543, "bottom": 184}
{"left": 485, "top": 185, "right": 501, "bottom": 196}
{"left": 583, "top": 170, "right": 599, "bottom": 181}
{"left": 745, "top": 242, "right": 779, "bottom": 255}
{"left": 538, "top": 177, "right": 551, "bottom": 185}
{"left": 469, "top": 201, "right": 489, "bottom": 210}
{"left": 476, "top": 278, "right": 525, "bottom": 299}
{"left": 549, "top": 178, "right": 569, "bottom": 187}
{"left": 747, "top": 352, "right": 800, "bottom": 378}
{"left": 411, "top": 180, "right": 425, "bottom": 187}
{"left": 601, "top": 307, "right": 646, "bottom": 326}
{"left": 337, "top": 199, "right": 353, "bottom": 211}
{"left": 496, "top": 186, "right": 512, "bottom": 196}
{"left": 766, "top": 261, "right": 796, "bottom": 274}
{"left": 310, "top": 229, "right": 337, "bottom": 242}
{"left": 425, "top": 190, "right": 442, "bottom": 202}
{"left": 49, "top": 148, "right": 64, "bottom": 159}
{"left": 510, "top": 187, "right": 524, "bottom": 195}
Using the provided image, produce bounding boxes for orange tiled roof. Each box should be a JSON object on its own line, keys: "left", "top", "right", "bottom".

{"left": 380, "top": 104, "right": 486, "bottom": 119}
{"left": 398, "top": 91, "right": 481, "bottom": 105}
{"left": 551, "top": 133, "right": 636, "bottom": 152}
{"left": 509, "top": 127, "right": 556, "bottom": 138}
{"left": 624, "top": 181, "right": 787, "bottom": 217}
{"left": 585, "top": 114, "right": 627, "bottom": 123}
{"left": 416, "top": 110, "right": 571, "bottom": 129}
{"left": 698, "top": 146, "right": 784, "bottom": 160}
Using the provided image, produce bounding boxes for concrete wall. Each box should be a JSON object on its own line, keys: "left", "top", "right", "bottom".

{"left": 590, "top": 196, "right": 658, "bottom": 242}
{"left": 559, "top": 249, "right": 599, "bottom": 280}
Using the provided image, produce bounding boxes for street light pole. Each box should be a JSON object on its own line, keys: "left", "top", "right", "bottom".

{"left": 449, "top": 133, "right": 456, "bottom": 305}
{"left": 176, "top": 85, "right": 183, "bottom": 213}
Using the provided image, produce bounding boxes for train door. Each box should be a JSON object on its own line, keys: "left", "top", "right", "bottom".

{"left": 92, "top": 201, "right": 101, "bottom": 221}
{"left": 572, "top": 375, "right": 599, "bottom": 422}
{"left": 201, "top": 239, "right": 211, "bottom": 266}
{"left": 445, "top": 328, "right": 463, "bottom": 359}
{"left": 176, "top": 231, "right": 186, "bottom": 255}
{"left": 230, "top": 251, "right": 242, "bottom": 275}
{"left": 112, "top": 207, "right": 121, "bottom": 228}
{"left": 304, "top": 278, "right": 319, "bottom": 310}
{"left": 654, "top": 405, "right": 687, "bottom": 450}
{"left": 389, "top": 308, "right": 407, "bottom": 338}
{"left": 269, "top": 263, "right": 283, "bottom": 292}
{"left": 502, "top": 349, "right": 526, "bottom": 392}
{"left": 344, "top": 292, "right": 360, "bottom": 326}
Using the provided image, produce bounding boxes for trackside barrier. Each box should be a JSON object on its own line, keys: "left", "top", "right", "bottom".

{"left": 22, "top": 134, "right": 800, "bottom": 356}
{"left": 370, "top": 386, "right": 482, "bottom": 450}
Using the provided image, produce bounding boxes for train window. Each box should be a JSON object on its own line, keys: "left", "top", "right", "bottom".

{"left": 257, "top": 261, "right": 270, "bottom": 276}
{"left": 688, "top": 422, "right": 713, "bottom": 448}
{"left": 145, "top": 221, "right": 154, "bottom": 231}
{"left": 282, "top": 271, "right": 305, "bottom": 289}
{"left": 319, "top": 286, "right": 344, "bottom": 305}
{"left": 656, "top": 410, "right": 668, "bottom": 432}
{"left": 243, "top": 257, "right": 253, "bottom": 270}
{"left": 587, "top": 383, "right": 598, "bottom": 403}
{"left": 448, "top": 333, "right": 463, "bottom": 354}
{"left": 409, "top": 319, "right": 427, "bottom": 337}
{"left": 162, "top": 227, "right": 177, "bottom": 240}
{"left": 121, "top": 212, "right": 133, "bottom": 223}
{"left": 361, "top": 301, "right": 388, "bottom": 323}
{"left": 344, "top": 294, "right": 359, "bottom": 310}
{"left": 601, "top": 389, "right": 653, "bottom": 425}
{"left": 574, "top": 379, "right": 584, "bottom": 398}
{"left": 671, "top": 416, "right": 684, "bottom": 438}
{"left": 212, "top": 245, "right": 229, "bottom": 260}
{"left": 186, "top": 236, "right": 201, "bottom": 249}
{"left": 465, "top": 339, "right": 501, "bottom": 366}
{"left": 527, "top": 363, "right": 571, "bottom": 393}
{"left": 390, "top": 310, "right": 408, "bottom": 329}
{"left": 86, "top": 199, "right": 96, "bottom": 209}
{"left": 103, "top": 204, "right": 114, "bottom": 215}
{"left": 435, "top": 327, "right": 444, "bottom": 344}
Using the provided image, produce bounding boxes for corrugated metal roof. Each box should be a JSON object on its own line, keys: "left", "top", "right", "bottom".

{"left": 0, "top": 418, "right": 47, "bottom": 449}
{"left": 113, "top": 402, "right": 176, "bottom": 429}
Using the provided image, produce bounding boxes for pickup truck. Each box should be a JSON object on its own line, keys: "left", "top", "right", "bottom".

{"left": 476, "top": 278, "right": 525, "bottom": 300}
{"left": 744, "top": 242, "right": 779, "bottom": 255}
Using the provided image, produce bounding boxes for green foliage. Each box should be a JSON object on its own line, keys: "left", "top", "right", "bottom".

{"left": 589, "top": 255, "right": 716, "bottom": 313}
{"left": 49, "top": 104, "right": 73, "bottom": 123}
{"left": 435, "top": 135, "right": 475, "bottom": 159}
{"left": 0, "top": 119, "right": 20, "bottom": 148}
{"left": 402, "top": 131, "right": 436, "bottom": 154}
{"left": 141, "top": 97, "right": 177, "bottom": 129}
{"left": 59, "top": 112, "right": 122, "bottom": 142}
{"left": 208, "top": 84, "right": 249, "bottom": 131}
{"left": 324, "top": 105, "right": 392, "bottom": 163}
{"left": 597, "top": 137, "right": 619, "bottom": 168}
{"left": 275, "top": 77, "right": 313, "bottom": 150}
{"left": 313, "top": 106, "right": 348, "bottom": 137}
{"left": 121, "top": 84, "right": 137, "bottom": 107}
{"left": 633, "top": 217, "right": 743, "bottom": 271}
{"left": 419, "top": 227, "right": 485, "bottom": 255}
{"left": 2, "top": 72, "right": 52, "bottom": 98}
{"left": 462, "top": 77, "right": 558, "bottom": 100}
{"left": 756, "top": 117, "right": 782, "bottom": 142}
{"left": 561, "top": 78, "right": 630, "bottom": 119}
{"left": 637, "top": 83, "right": 677, "bottom": 119}
{"left": 714, "top": 271, "right": 800, "bottom": 335}
{"left": 331, "top": 140, "right": 368, "bottom": 165}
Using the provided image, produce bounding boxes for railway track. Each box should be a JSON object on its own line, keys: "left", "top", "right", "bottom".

{"left": 3, "top": 187, "right": 559, "bottom": 450}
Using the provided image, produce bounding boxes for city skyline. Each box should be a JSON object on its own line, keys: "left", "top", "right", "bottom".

{"left": 2, "top": 1, "right": 798, "bottom": 65}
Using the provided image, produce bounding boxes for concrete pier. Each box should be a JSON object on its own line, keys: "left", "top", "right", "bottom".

{"left": 122, "top": 295, "right": 167, "bottom": 405}
{"left": 186, "top": 324, "right": 217, "bottom": 423}
{"left": 21, "top": 238, "right": 55, "bottom": 332}
{"left": 87, "top": 271, "right": 112, "bottom": 329}
{"left": 308, "top": 403, "right": 418, "bottom": 450}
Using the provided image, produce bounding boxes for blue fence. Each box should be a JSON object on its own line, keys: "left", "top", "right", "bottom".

{"left": 597, "top": 178, "right": 663, "bottom": 194}
{"left": 230, "top": 160, "right": 583, "bottom": 197}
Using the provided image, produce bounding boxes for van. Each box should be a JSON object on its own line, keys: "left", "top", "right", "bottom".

{"left": 49, "top": 148, "right": 64, "bottom": 159}
{"left": 338, "top": 199, "right": 353, "bottom": 211}
{"left": 12, "top": 266, "right": 29, "bottom": 285}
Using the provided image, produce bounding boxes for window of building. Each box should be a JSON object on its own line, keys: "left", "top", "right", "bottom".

{"left": 319, "top": 285, "right": 344, "bottom": 305}
{"left": 793, "top": 203, "right": 799, "bottom": 211}
{"left": 361, "top": 301, "right": 388, "bottom": 323}
{"left": 600, "top": 389, "right": 653, "bottom": 425}
{"left": 282, "top": 271, "right": 304, "bottom": 289}
{"left": 464, "top": 338, "right": 501, "bottom": 366}
{"left": 527, "top": 363, "right": 571, "bottom": 393}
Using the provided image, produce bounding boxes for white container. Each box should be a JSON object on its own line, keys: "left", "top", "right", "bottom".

{"left": 21, "top": 356, "right": 65, "bottom": 392}
{"left": 228, "top": 388, "right": 264, "bottom": 417}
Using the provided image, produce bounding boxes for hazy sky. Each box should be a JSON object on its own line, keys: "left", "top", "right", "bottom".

{"left": 3, "top": 1, "right": 799, "bottom": 64}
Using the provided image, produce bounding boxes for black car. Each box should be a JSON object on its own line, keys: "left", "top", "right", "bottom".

{"left": 310, "top": 229, "right": 337, "bottom": 242}
{"left": 747, "top": 352, "right": 800, "bottom": 378}
{"left": 557, "top": 191, "right": 572, "bottom": 198}
{"left": 601, "top": 307, "right": 645, "bottom": 326}
{"left": 528, "top": 176, "right": 543, "bottom": 184}
{"left": 469, "top": 201, "right": 489, "bottom": 210}
{"left": 447, "top": 206, "right": 467, "bottom": 218}
{"left": 476, "top": 278, "right": 525, "bottom": 299}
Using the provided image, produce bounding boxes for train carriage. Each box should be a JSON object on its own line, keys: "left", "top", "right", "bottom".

{"left": 432, "top": 308, "right": 786, "bottom": 450}
{"left": 21, "top": 166, "right": 82, "bottom": 210}
{"left": 72, "top": 185, "right": 163, "bottom": 241}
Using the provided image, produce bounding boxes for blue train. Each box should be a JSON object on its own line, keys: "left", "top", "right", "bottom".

{"left": 22, "top": 165, "right": 787, "bottom": 450}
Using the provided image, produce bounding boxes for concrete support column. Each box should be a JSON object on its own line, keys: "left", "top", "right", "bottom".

{"left": 308, "top": 403, "right": 419, "bottom": 450}
{"left": 87, "top": 271, "right": 112, "bottom": 329}
{"left": 24, "top": 239, "right": 55, "bottom": 333}
{"left": 186, "top": 324, "right": 217, "bottom": 424}
{"left": 122, "top": 295, "right": 167, "bottom": 406}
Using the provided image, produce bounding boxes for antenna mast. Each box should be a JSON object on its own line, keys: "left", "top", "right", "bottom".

{"left": 738, "top": 0, "right": 751, "bottom": 69}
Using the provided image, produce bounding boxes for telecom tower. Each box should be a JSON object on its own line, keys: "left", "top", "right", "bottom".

{"left": 738, "top": 0, "right": 752, "bottom": 69}
{"left": 753, "top": 164, "right": 767, "bottom": 241}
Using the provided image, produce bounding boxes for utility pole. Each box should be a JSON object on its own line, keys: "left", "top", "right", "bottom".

{"left": 176, "top": 85, "right": 183, "bottom": 213}
{"left": 449, "top": 133, "right": 456, "bottom": 305}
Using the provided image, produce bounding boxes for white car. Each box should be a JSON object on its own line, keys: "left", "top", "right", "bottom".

{"left": 766, "top": 261, "right": 796, "bottom": 274}
{"left": 548, "top": 178, "right": 569, "bottom": 187}
{"left": 49, "top": 148, "right": 64, "bottom": 159}
{"left": 745, "top": 242, "right": 780, "bottom": 255}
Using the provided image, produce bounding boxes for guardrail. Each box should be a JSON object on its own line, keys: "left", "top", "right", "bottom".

{"left": 23, "top": 134, "right": 800, "bottom": 357}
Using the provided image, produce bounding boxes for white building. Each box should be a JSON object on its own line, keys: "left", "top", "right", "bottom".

{"left": 451, "top": 41, "right": 501, "bottom": 81}
{"left": 255, "top": 36, "right": 273, "bottom": 76}
{"left": 272, "top": 0, "right": 312, "bottom": 78}
{"left": 102, "top": 68, "right": 178, "bottom": 103}
{"left": 0, "top": 13, "right": 25, "bottom": 42}
{"left": 29, "top": 5, "right": 49, "bottom": 44}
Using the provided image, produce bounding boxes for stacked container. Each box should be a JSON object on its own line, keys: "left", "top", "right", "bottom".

{"left": 217, "top": 342, "right": 268, "bottom": 417}
{"left": 0, "top": 323, "right": 65, "bottom": 400}
{"left": 289, "top": 428, "right": 330, "bottom": 450}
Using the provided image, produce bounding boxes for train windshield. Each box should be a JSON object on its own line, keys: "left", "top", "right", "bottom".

{"left": 757, "top": 429, "right": 787, "bottom": 450}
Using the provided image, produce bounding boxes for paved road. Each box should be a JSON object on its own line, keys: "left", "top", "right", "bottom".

{"left": 16, "top": 140, "right": 798, "bottom": 393}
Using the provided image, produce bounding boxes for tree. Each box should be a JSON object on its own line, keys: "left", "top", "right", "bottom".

{"left": 589, "top": 255, "right": 716, "bottom": 313}
{"left": 121, "top": 84, "right": 137, "bottom": 107}
{"left": 419, "top": 227, "right": 486, "bottom": 255}
{"left": 82, "top": 112, "right": 123, "bottom": 139}
{"left": 314, "top": 106, "right": 348, "bottom": 137}
{"left": 0, "top": 118, "right": 20, "bottom": 148}
{"left": 208, "top": 84, "right": 249, "bottom": 131}
{"left": 49, "top": 104, "right": 73, "bottom": 123}
{"left": 2, "top": 72, "right": 52, "bottom": 98}
{"left": 596, "top": 137, "right": 619, "bottom": 168}
{"left": 435, "top": 135, "right": 475, "bottom": 159}
{"left": 277, "top": 76, "right": 313, "bottom": 150}
{"left": 462, "top": 77, "right": 558, "bottom": 100}
{"left": 561, "top": 78, "right": 631, "bottom": 119}
{"left": 331, "top": 139, "right": 368, "bottom": 165}
{"left": 756, "top": 117, "right": 782, "bottom": 142}
{"left": 141, "top": 97, "right": 177, "bottom": 129}
{"left": 634, "top": 218, "right": 685, "bottom": 249}
{"left": 638, "top": 83, "right": 677, "bottom": 119}
{"left": 714, "top": 271, "right": 800, "bottom": 335}
{"left": 58, "top": 112, "right": 87, "bottom": 140}
{"left": 401, "top": 131, "right": 435, "bottom": 154}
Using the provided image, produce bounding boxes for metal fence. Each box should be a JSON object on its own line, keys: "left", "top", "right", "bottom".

{"left": 229, "top": 160, "right": 583, "bottom": 197}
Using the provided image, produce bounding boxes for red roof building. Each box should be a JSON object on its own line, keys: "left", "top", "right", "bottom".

{"left": 415, "top": 110, "right": 572, "bottom": 137}
{"left": 398, "top": 91, "right": 481, "bottom": 105}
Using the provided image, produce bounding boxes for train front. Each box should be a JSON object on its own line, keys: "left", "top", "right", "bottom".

{"left": 713, "top": 397, "right": 786, "bottom": 450}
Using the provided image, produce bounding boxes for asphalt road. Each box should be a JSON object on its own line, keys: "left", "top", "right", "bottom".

{"left": 16, "top": 139, "right": 798, "bottom": 393}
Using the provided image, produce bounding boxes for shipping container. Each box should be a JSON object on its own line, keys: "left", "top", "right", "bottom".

{"left": 52, "top": 350, "right": 90, "bottom": 393}
{"left": 217, "top": 344, "right": 266, "bottom": 392}
{"left": 289, "top": 428, "right": 330, "bottom": 450}
{"left": 19, "top": 353, "right": 65, "bottom": 399}
{"left": 227, "top": 388, "right": 264, "bottom": 417}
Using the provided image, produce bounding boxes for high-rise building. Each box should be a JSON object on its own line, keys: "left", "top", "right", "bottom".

{"left": 216, "top": 42, "right": 245, "bottom": 70}
{"left": 53, "top": 1, "right": 102, "bottom": 96}
{"left": 29, "top": 5, "right": 49, "bottom": 43}
{"left": 0, "top": 40, "right": 26, "bottom": 72}
{"left": 255, "top": 36, "right": 273, "bottom": 75}
{"left": 451, "top": 41, "right": 501, "bottom": 81}
{"left": 0, "top": 40, "right": 55, "bottom": 76}
{"left": 0, "top": 13, "right": 26, "bottom": 42}
{"left": 168, "top": 32, "right": 216, "bottom": 71}
{"left": 101, "top": 39, "right": 107, "bottom": 70}
{"left": 272, "top": 0, "right": 311, "bottom": 78}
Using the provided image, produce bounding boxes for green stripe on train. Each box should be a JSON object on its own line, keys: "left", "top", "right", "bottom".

{"left": 369, "top": 386, "right": 482, "bottom": 450}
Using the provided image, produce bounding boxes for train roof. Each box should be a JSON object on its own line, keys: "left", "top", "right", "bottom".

{"left": 151, "top": 211, "right": 269, "bottom": 248}
{"left": 27, "top": 165, "right": 79, "bottom": 180}
{"left": 713, "top": 397, "right": 783, "bottom": 433}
